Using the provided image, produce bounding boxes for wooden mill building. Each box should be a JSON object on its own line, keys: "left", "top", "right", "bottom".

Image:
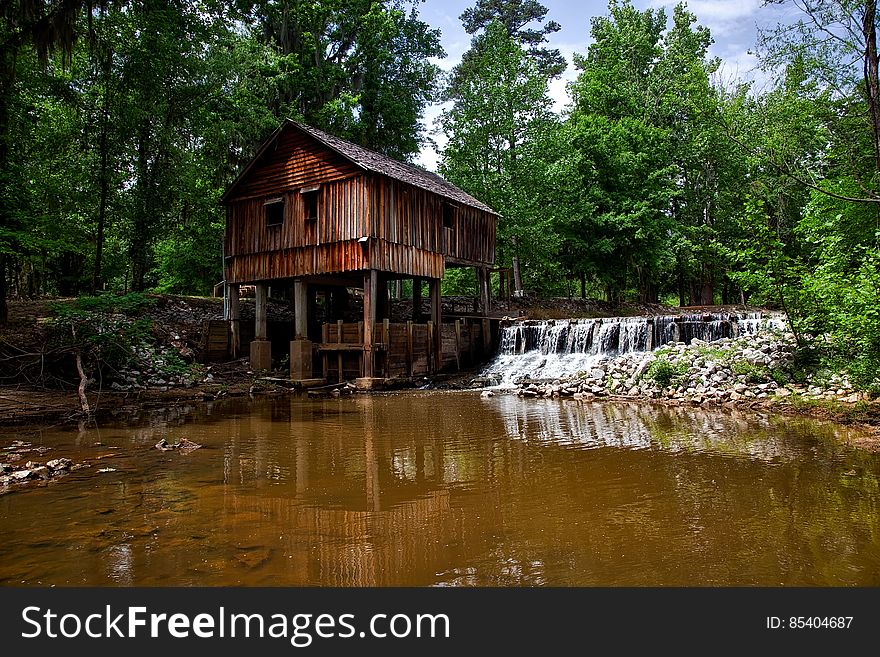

{"left": 221, "top": 120, "right": 498, "bottom": 382}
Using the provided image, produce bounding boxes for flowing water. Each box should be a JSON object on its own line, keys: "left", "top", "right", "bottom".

{"left": 483, "top": 312, "right": 788, "bottom": 385}
{"left": 1, "top": 392, "right": 879, "bottom": 586}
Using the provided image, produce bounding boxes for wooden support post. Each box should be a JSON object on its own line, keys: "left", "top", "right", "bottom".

{"left": 250, "top": 283, "right": 271, "bottom": 371}
{"left": 383, "top": 319, "right": 390, "bottom": 377}
{"left": 454, "top": 319, "right": 461, "bottom": 370}
{"left": 406, "top": 320, "right": 413, "bottom": 376}
{"left": 426, "top": 321, "right": 434, "bottom": 374}
{"left": 255, "top": 283, "right": 267, "bottom": 340}
{"left": 357, "top": 321, "right": 364, "bottom": 376}
{"left": 469, "top": 321, "right": 477, "bottom": 364}
{"left": 227, "top": 283, "right": 240, "bottom": 358}
{"left": 336, "top": 319, "right": 344, "bottom": 383}
{"left": 322, "top": 323, "right": 330, "bottom": 380}
{"left": 429, "top": 278, "right": 442, "bottom": 372}
{"left": 412, "top": 277, "right": 422, "bottom": 321}
{"left": 478, "top": 267, "right": 491, "bottom": 315}
{"left": 293, "top": 279, "right": 308, "bottom": 339}
{"left": 363, "top": 269, "right": 377, "bottom": 379}
{"left": 482, "top": 318, "right": 492, "bottom": 356}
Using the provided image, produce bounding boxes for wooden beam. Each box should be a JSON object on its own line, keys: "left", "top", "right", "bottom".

{"left": 478, "top": 266, "right": 491, "bottom": 315}
{"left": 406, "top": 320, "right": 413, "bottom": 376}
{"left": 454, "top": 319, "right": 461, "bottom": 370}
{"left": 429, "top": 278, "right": 441, "bottom": 371}
{"left": 363, "top": 269, "right": 377, "bottom": 378}
{"left": 227, "top": 283, "right": 240, "bottom": 358}
{"left": 383, "top": 319, "right": 390, "bottom": 377}
{"left": 293, "top": 279, "right": 308, "bottom": 339}
{"left": 255, "top": 283, "right": 268, "bottom": 340}
{"left": 337, "top": 319, "right": 344, "bottom": 382}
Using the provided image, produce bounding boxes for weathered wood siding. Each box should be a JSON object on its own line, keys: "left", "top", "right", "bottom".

{"left": 225, "top": 128, "right": 360, "bottom": 202}
{"left": 321, "top": 320, "right": 489, "bottom": 379}
{"left": 370, "top": 176, "right": 495, "bottom": 267}
{"left": 224, "top": 126, "right": 496, "bottom": 284}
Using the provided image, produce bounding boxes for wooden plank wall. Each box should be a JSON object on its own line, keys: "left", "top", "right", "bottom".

{"left": 226, "top": 129, "right": 360, "bottom": 202}
{"left": 322, "top": 320, "right": 486, "bottom": 379}
{"left": 226, "top": 176, "right": 369, "bottom": 257}
{"left": 223, "top": 124, "right": 496, "bottom": 285}
{"left": 226, "top": 241, "right": 445, "bottom": 283}
{"left": 370, "top": 176, "right": 496, "bottom": 267}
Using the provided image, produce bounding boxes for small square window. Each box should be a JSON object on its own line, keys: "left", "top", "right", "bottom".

{"left": 301, "top": 186, "right": 320, "bottom": 222}
{"left": 443, "top": 203, "right": 456, "bottom": 229}
{"left": 265, "top": 197, "right": 284, "bottom": 227}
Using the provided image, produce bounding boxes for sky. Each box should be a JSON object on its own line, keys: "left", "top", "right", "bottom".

{"left": 413, "top": 0, "right": 798, "bottom": 170}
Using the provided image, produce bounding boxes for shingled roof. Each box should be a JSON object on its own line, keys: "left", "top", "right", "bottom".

{"left": 223, "top": 119, "right": 498, "bottom": 215}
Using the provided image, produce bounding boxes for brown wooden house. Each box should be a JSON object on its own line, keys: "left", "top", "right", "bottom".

{"left": 221, "top": 120, "right": 498, "bottom": 382}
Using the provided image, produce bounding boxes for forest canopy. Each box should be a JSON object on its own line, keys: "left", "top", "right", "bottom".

{"left": 1, "top": 0, "right": 879, "bottom": 391}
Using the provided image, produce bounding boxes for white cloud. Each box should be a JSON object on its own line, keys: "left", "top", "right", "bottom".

{"left": 649, "top": 0, "right": 763, "bottom": 38}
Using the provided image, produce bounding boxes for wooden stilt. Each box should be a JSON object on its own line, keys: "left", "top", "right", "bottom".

{"left": 255, "top": 283, "right": 267, "bottom": 340}
{"left": 227, "top": 283, "right": 240, "bottom": 358}
{"left": 294, "top": 279, "right": 308, "bottom": 339}
{"left": 363, "top": 269, "right": 377, "bottom": 378}
{"left": 429, "top": 278, "right": 441, "bottom": 372}
{"left": 337, "top": 319, "right": 344, "bottom": 382}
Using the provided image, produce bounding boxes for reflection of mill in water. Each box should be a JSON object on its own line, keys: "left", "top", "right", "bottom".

{"left": 217, "top": 395, "right": 505, "bottom": 586}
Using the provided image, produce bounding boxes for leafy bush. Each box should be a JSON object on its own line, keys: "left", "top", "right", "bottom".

{"left": 644, "top": 357, "right": 686, "bottom": 388}
{"left": 732, "top": 361, "right": 771, "bottom": 384}
{"left": 52, "top": 292, "right": 156, "bottom": 317}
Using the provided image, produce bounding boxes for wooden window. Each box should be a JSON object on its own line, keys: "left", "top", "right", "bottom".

{"left": 301, "top": 186, "right": 320, "bottom": 222}
{"left": 264, "top": 197, "right": 284, "bottom": 227}
{"left": 443, "top": 203, "right": 456, "bottom": 229}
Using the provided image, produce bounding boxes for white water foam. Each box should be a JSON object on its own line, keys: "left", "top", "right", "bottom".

{"left": 483, "top": 313, "right": 787, "bottom": 387}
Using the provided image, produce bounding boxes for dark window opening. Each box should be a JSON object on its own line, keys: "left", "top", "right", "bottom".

{"left": 443, "top": 203, "right": 456, "bottom": 229}
{"left": 301, "top": 187, "right": 319, "bottom": 221}
{"left": 265, "top": 197, "right": 284, "bottom": 227}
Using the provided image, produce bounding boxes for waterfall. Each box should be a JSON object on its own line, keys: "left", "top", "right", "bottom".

{"left": 483, "top": 312, "right": 786, "bottom": 387}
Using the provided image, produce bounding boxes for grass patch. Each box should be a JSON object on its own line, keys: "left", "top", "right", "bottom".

{"left": 643, "top": 357, "right": 688, "bottom": 388}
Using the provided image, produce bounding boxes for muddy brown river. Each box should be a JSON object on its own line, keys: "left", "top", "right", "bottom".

{"left": 1, "top": 392, "right": 879, "bottom": 586}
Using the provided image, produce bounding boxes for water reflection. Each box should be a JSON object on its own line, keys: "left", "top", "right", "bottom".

{"left": 0, "top": 393, "right": 878, "bottom": 586}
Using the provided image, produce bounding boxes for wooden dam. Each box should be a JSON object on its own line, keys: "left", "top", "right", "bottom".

{"left": 220, "top": 120, "right": 499, "bottom": 385}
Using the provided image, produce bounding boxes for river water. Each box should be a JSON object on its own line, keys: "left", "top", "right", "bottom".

{"left": 1, "top": 392, "right": 878, "bottom": 586}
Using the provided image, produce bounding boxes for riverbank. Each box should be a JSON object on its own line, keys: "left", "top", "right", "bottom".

{"left": 1, "top": 295, "right": 877, "bottom": 437}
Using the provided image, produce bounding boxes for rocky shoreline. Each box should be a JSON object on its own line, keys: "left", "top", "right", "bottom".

{"left": 481, "top": 330, "right": 868, "bottom": 409}
{"left": 0, "top": 441, "right": 90, "bottom": 490}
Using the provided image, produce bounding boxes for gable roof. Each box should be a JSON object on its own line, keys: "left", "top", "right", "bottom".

{"left": 222, "top": 119, "right": 498, "bottom": 216}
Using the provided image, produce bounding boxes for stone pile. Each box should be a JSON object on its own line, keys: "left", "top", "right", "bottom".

{"left": 508, "top": 331, "right": 862, "bottom": 406}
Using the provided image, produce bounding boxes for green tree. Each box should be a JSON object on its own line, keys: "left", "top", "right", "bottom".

{"left": 0, "top": 0, "right": 91, "bottom": 323}
{"left": 459, "top": 0, "right": 565, "bottom": 79}
{"left": 440, "top": 20, "right": 558, "bottom": 295}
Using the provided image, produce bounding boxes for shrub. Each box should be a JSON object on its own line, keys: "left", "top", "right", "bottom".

{"left": 644, "top": 357, "right": 686, "bottom": 388}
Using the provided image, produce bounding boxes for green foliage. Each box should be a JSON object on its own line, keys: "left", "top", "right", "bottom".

{"left": 442, "top": 268, "right": 477, "bottom": 296}
{"left": 47, "top": 293, "right": 200, "bottom": 382}
{"left": 1, "top": 0, "right": 443, "bottom": 305}
{"left": 643, "top": 357, "right": 686, "bottom": 388}
{"left": 732, "top": 361, "right": 774, "bottom": 384}
{"left": 52, "top": 292, "right": 156, "bottom": 317}
{"left": 440, "top": 18, "right": 559, "bottom": 294}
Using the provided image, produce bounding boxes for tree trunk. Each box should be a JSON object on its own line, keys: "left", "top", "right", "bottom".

{"left": 93, "top": 47, "right": 112, "bottom": 294}
{"left": 0, "top": 254, "right": 7, "bottom": 326}
{"left": 0, "top": 63, "right": 12, "bottom": 325}
{"left": 863, "top": 0, "right": 880, "bottom": 173}
{"left": 510, "top": 236, "right": 523, "bottom": 296}
{"left": 130, "top": 120, "right": 152, "bottom": 292}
